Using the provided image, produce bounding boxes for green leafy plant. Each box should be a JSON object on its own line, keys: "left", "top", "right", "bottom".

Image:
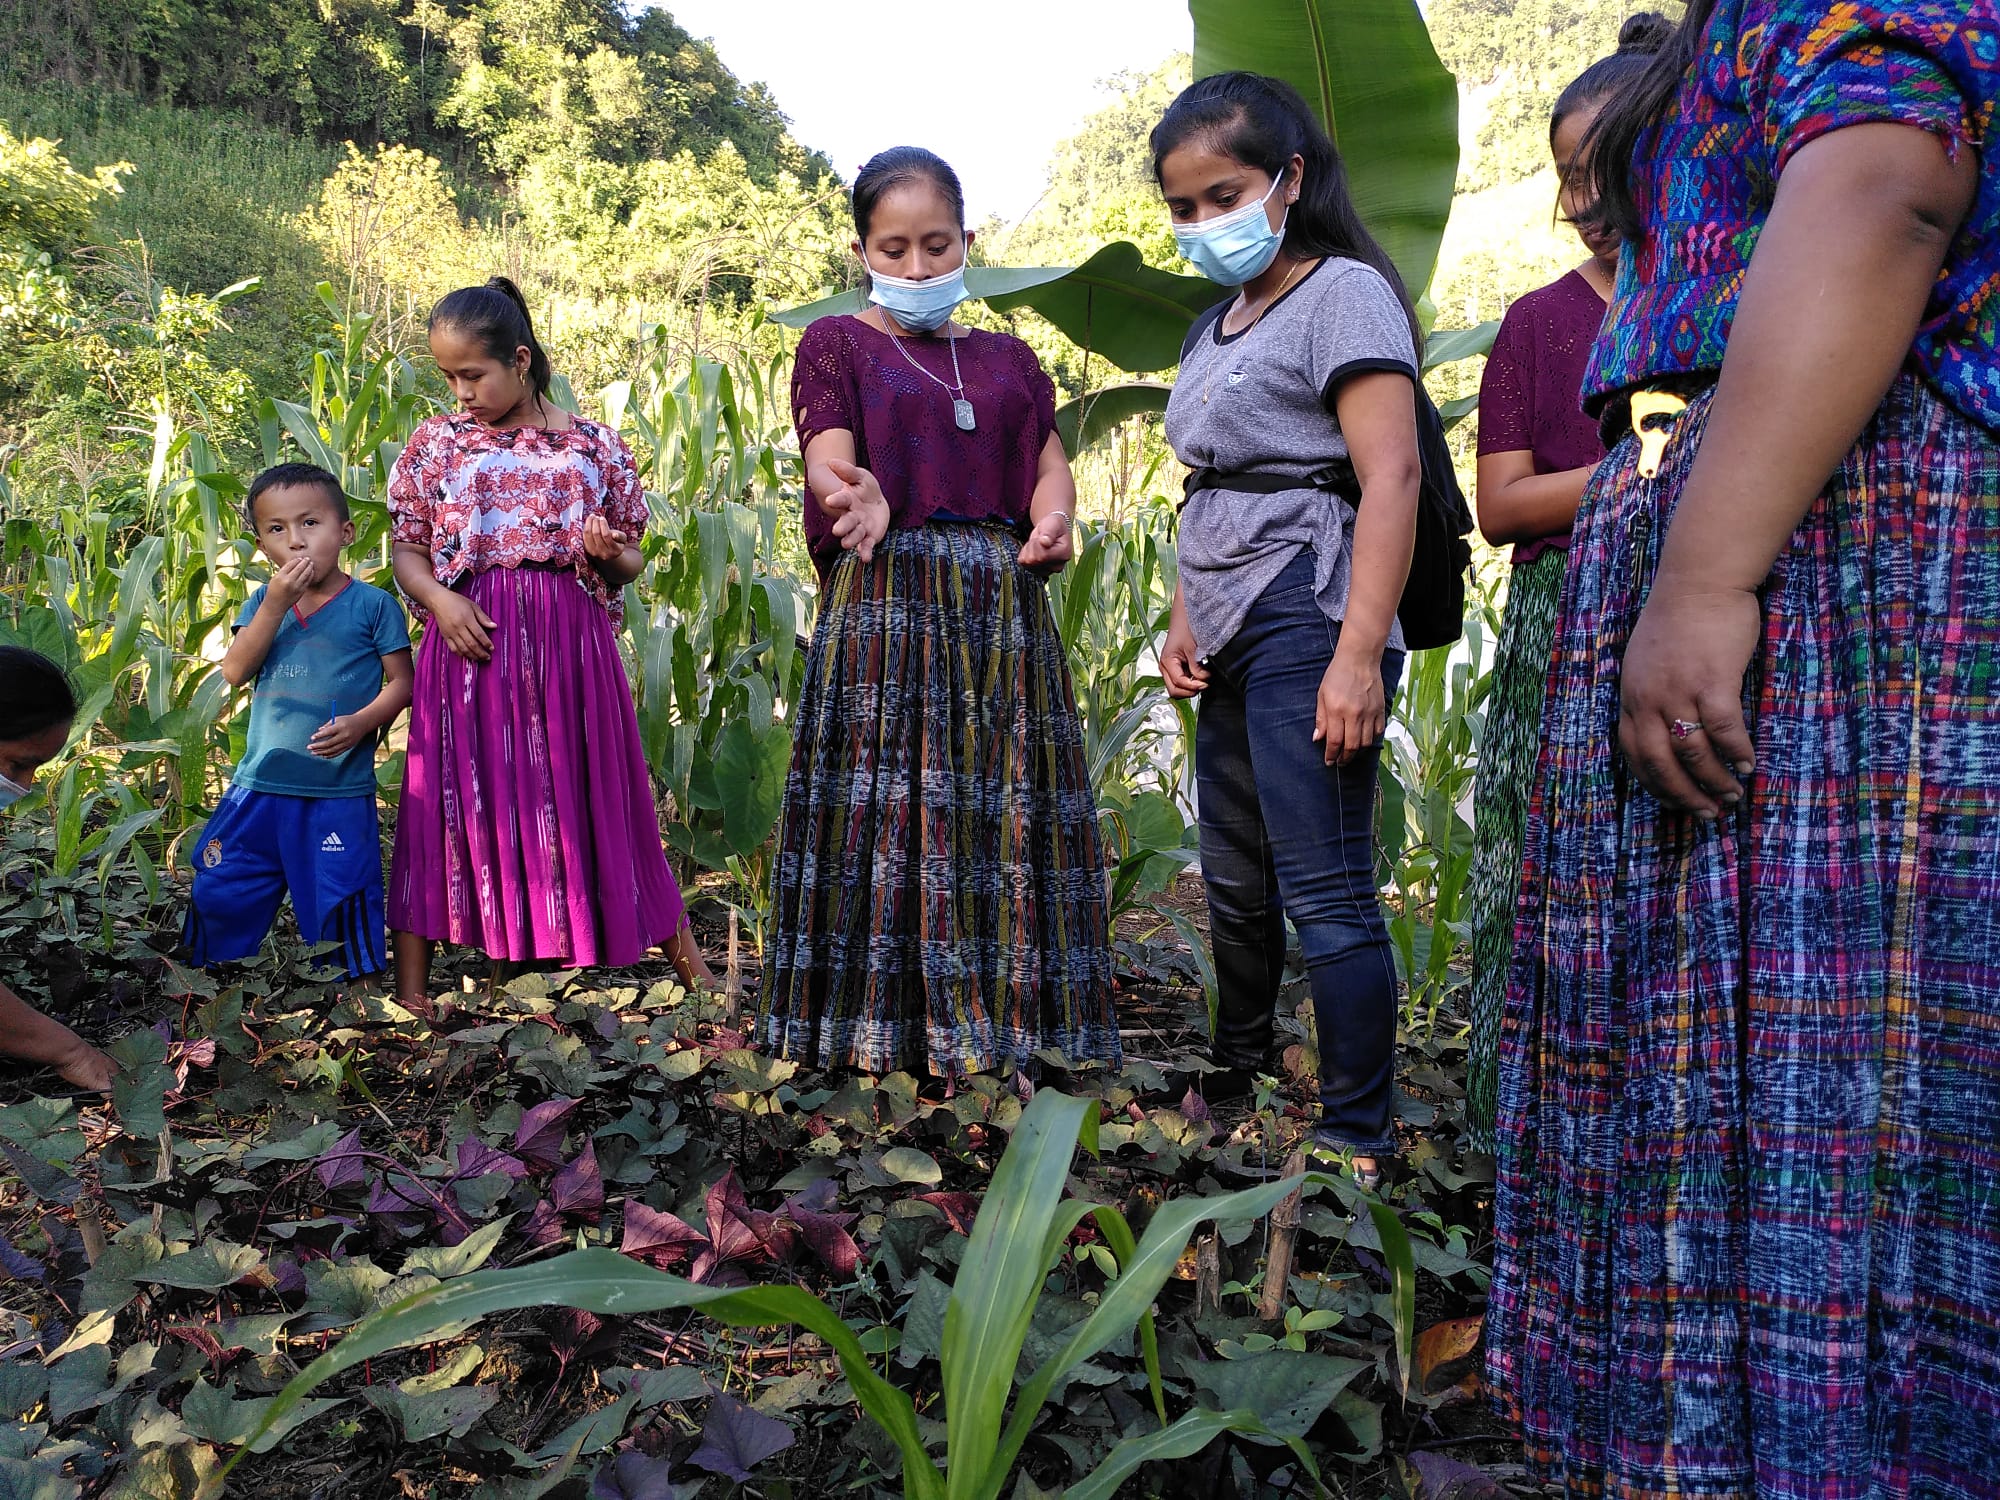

{"left": 212, "top": 1090, "right": 1321, "bottom": 1499}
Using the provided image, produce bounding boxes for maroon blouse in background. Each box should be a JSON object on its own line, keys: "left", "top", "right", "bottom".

{"left": 1476, "top": 269, "right": 1609, "bottom": 566}
{"left": 790, "top": 315, "right": 1058, "bottom": 573}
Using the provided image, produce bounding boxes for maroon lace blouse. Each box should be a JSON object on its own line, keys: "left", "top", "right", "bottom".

{"left": 790, "top": 316, "right": 1058, "bottom": 572}
{"left": 1476, "top": 269, "right": 1609, "bottom": 565}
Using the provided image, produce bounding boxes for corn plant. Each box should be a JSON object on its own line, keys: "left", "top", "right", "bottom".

{"left": 608, "top": 334, "right": 811, "bottom": 945}
{"left": 1045, "top": 508, "right": 1201, "bottom": 924}
{"left": 210, "top": 1089, "right": 1323, "bottom": 1500}
{"left": 255, "top": 282, "right": 426, "bottom": 579}
{"left": 1377, "top": 577, "right": 1500, "bottom": 1037}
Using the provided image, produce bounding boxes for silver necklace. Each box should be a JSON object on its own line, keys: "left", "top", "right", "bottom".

{"left": 882, "top": 319, "right": 975, "bottom": 431}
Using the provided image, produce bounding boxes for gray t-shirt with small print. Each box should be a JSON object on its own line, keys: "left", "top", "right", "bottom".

{"left": 1165, "top": 256, "right": 1416, "bottom": 657}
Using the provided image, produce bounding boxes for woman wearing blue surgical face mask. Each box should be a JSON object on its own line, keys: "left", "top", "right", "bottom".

{"left": 757, "top": 147, "right": 1119, "bottom": 1086}
{"left": 0, "top": 647, "right": 116, "bottom": 1092}
{"left": 1153, "top": 73, "right": 1428, "bottom": 1190}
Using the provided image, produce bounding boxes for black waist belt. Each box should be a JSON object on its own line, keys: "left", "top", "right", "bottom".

{"left": 1182, "top": 462, "right": 1360, "bottom": 506}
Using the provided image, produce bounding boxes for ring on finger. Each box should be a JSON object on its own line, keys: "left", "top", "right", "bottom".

{"left": 1669, "top": 717, "right": 1703, "bottom": 741}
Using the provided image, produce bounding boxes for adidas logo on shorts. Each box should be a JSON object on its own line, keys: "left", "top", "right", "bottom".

{"left": 321, "top": 831, "right": 346, "bottom": 853}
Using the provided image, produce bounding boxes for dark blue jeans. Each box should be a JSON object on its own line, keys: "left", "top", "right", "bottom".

{"left": 1195, "top": 552, "right": 1405, "bottom": 1152}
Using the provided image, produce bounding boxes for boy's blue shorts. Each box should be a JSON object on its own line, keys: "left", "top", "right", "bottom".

{"left": 183, "top": 786, "right": 385, "bottom": 978}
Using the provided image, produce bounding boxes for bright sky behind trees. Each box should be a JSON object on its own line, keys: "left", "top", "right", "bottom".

{"left": 648, "top": 0, "right": 1188, "bottom": 224}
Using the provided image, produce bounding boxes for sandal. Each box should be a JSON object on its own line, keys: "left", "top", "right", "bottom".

{"left": 1305, "top": 1137, "right": 1388, "bottom": 1193}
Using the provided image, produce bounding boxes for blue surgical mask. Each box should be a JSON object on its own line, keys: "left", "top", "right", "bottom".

{"left": 1174, "top": 173, "right": 1289, "bottom": 287}
{"left": 0, "top": 773, "right": 27, "bottom": 812}
{"left": 868, "top": 258, "right": 967, "bottom": 333}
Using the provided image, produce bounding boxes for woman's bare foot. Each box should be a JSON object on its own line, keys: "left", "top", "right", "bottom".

{"left": 666, "top": 925, "right": 716, "bottom": 990}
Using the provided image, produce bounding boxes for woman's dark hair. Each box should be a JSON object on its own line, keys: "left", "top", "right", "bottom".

{"left": 851, "top": 147, "right": 966, "bottom": 241}
{"left": 1582, "top": 0, "right": 1717, "bottom": 240}
{"left": 1149, "top": 71, "right": 1422, "bottom": 350}
{"left": 0, "top": 647, "right": 77, "bottom": 743}
{"left": 428, "top": 277, "right": 552, "bottom": 402}
{"left": 1551, "top": 13, "right": 1674, "bottom": 146}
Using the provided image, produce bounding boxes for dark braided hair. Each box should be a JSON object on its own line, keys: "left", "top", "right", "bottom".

{"left": 1582, "top": 1, "right": 1718, "bottom": 240}
{"left": 428, "top": 276, "right": 553, "bottom": 403}
{"left": 1149, "top": 71, "right": 1422, "bottom": 351}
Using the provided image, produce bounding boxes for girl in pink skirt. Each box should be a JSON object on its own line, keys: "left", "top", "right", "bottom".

{"left": 386, "top": 277, "right": 709, "bottom": 1008}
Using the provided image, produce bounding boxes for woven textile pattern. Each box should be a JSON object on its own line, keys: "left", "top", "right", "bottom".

{"left": 1583, "top": 0, "right": 2000, "bottom": 434}
{"left": 1488, "top": 374, "right": 2000, "bottom": 1497}
{"left": 759, "top": 523, "right": 1120, "bottom": 1077}
{"left": 1464, "top": 547, "right": 1567, "bottom": 1149}
{"left": 387, "top": 412, "right": 649, "bottom": 624}
{"left": 388, "top": 567, "right": 687, "bottom": 968}
{"left": 789, "top": 317, "right": 1057, "bottom": 573}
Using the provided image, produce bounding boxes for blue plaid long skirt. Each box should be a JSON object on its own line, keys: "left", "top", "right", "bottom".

{"left": 758, "top": 523, "right": 1120, "bottom": 1078}
{"left": 1488, "top": 374, "right": 2000, "bottom": 1498}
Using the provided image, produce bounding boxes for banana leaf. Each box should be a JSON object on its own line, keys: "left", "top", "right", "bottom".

{"left": 1054, "top": 382, "right": 1172, "bottom": 458}
{"left": 1190, "top": 0, "right": 1459, "bottom": 297}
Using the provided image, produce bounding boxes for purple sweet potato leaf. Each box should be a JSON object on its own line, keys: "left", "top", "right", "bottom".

{"left": 364, "top": 1173, "right": 433, "bottom": 1235}
{"left": 0, "top": 1231, "right": 46, "bottom": 1282}
{"left": 912, "top": 1192, "right": 982, "bottom": 1236}
{"left": 618, "top": 1202, "right": 707, "bottom": 1270}
{"left": 314, "top": 1128, "right": 367, "bottom": 1193}
{"left": 550, "top": 1142, "right": 604, "bottom": 1220}
{"left": 521, "top": 1198, "right": 566, "bottom": 1247}
{"left": 781, "top": 1177, "right": 841, "bottom": 1216}
{"left": 687, "top": 1393, "right": 794, "bottom": 1482}
{"left": 691, "top": 1170, "right": 767, "bottom": 1285}
{"left": 591, "top": 1450, "right": 692, "bottom": 1500}
{"left": 1408, "top": 1451, "right": 1510, "bottom": 1500}
{"left": 787, "top": 1209, "right": 861, "bottom": 1279}
{"left": 550, "top": 1306, "right": 601, "bottom": 1365}
{"left": 548, "top": 1306, "right": 622, "bottom": 1370}
{"left": 514, "top": 1098, "right": 580, "bottom": 1171}
{"left": 454, "top": 1136, "right": 529, "bottom": 1181}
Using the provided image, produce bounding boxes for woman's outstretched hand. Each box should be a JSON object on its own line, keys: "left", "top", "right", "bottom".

{"left": 1619, "top": 581, "right": 1760, "bottom": 816}
{"left": 1017, "top": 511, "right": 1073, "bottom": 572}
{"left": 822, "top": 458, "right": 891, "bottom": 564}
{"left": 580, "top": 514, "right": 629, "bottom": 562}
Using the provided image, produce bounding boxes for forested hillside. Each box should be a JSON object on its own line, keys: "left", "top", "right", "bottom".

{"left": 0, "top": 0, "right": 855, "bottom": 488}
{"left": 1431, "top": 0, "right": 1646, "bottom": 193}
{"left": 2, "top": 0, "right": 828, "bottom": 185}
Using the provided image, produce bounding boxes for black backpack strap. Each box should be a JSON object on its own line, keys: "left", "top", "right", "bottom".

{"left": 1182, "top": 460, "right": 1358, "bottom": 504}
{"left": 1180, "top": 298, "right": 1232, "bottom": 365}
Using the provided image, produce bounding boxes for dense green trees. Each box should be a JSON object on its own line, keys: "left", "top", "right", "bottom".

{"left": 1, "top": 0, "right": 827, "bottom": 187}
{"left": 1429, "top": 0, "right": 1645, "bottom": 192}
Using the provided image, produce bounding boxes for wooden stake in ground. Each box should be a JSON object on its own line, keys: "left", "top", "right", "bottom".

{"left": 1195, "top": 1232, "right": 1222, "bottom": 1317}
{"left": 1258, "top": 1149, "right": 1309, "bottom": 1322}
{"left": 725, "top": 906, "right": 742, "bottom": 1023}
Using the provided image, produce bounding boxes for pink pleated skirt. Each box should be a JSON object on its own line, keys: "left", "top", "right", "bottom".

{"left": 388, "top": 565, "right": 686, "bottom": 967}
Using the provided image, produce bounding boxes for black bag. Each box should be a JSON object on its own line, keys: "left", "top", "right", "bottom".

{"left": 1176, "top": 301, "right": 1472, "bottom": 651}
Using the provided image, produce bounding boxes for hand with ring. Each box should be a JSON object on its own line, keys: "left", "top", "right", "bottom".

{"left": 1617, "top": 579, "right": 1762, "bottom": 817}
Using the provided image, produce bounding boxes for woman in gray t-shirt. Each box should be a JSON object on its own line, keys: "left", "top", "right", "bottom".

{"left": 1152, "top": 72, "right": 1424, "bottom": 1187}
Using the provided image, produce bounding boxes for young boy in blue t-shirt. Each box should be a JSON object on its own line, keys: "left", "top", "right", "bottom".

{"left": 184, "top": 463, "right": 413, "bottom": 977}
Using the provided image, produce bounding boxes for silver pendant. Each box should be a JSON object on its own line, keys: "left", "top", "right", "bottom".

{"left": 953, "top": 399, "right": 976, "bottom": 431}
